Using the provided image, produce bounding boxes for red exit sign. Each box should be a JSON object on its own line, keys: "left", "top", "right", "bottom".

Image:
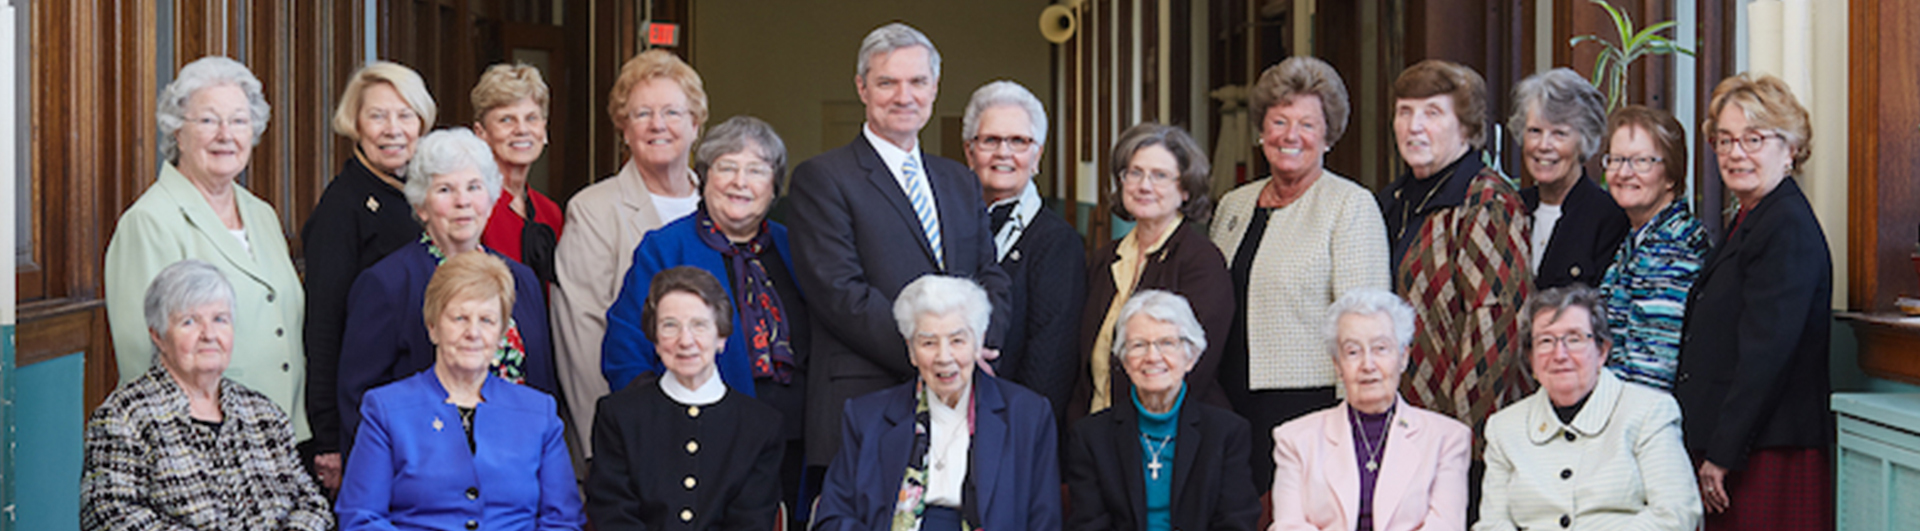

{"left": 647, "top": 22, "right": 680, "bottom": 47}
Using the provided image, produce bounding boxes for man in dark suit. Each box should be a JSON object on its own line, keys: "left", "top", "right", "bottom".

{"left": 961, "top": 80, "right": 1087, "bottom": 427}
{"left": 788, "top": 22, "right": 1013, "bottom": 468}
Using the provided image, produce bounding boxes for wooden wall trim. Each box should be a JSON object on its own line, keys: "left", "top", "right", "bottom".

{"left": 1847, "top": 0, "right": 1879, "bottom": 309}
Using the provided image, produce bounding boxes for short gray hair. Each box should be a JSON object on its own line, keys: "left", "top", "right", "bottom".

{"left": 157, "top": 56, "right": 271, "bottom": 164}
{"left": 857, "top": 22, "right": 941, "bottom": 81}
{"left": 961, "top": 80, "right": 1048, "bottom": 144}
{"left": 892, "top": 275, "right": 990, "bottom": 348}
{"left": 1507, "top": 68, "right": 1607, "bottom": 160}
{"left": 1519, "top": 284, "right": 1612, "bottom": 351}
{"left": 695, "top": 115, "right": 789, "bottom": 196}
{"left": 143, "top": 259, "right": 237, "bottom": 356}
{"left": 403, "top": 129, "right": 504, "bottom": 210}
{"left": 1323, "top": 288, "right": 1416, "bottom": 361}
{"left": 1111, "top": 290, "right": 1206, "bottom": 363}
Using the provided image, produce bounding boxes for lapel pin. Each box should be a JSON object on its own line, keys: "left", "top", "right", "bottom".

{"left": 365, "top": 196, "right": 381, "bottom": 213}
{"left": 433, "top": 417, "right": 445, "bottom": 431}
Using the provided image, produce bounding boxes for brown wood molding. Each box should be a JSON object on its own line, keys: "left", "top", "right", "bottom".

{"left": 1848, "top": 0, "right": 1880, "bottom": 309}
{"left": 15, "top": 299, "right": 105, "bottom": 367}
{"left": 1840, "top": 313, "right": 1920, "bottom": 387}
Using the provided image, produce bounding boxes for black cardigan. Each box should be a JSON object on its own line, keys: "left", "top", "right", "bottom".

{"left": 301, "top": 156, "right": 422, "bottom": 453}
{"left": 1520, "top": 174, "right": 1630, "bottom": 290}
{"left": 1065, "top": 399, "right": 1261, "bottom": 531}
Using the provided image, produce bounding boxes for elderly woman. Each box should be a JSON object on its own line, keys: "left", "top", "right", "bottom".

{"left": 472, "top": 62, "right": 565, "bottom": 284}
{"left": 302, "top": 60, "right": 436, "bottom": 487}
{"left": 336, "top": 129, "right": 555, "bottom": 458}
{"left": 1065, "top": 290, "right": 1260, "bottom": 531}
{"left": 588, "top": 266, "right": 785, "bottom": 530}
{"left": 1597, "top": 106, "right": 1708, "bottom": 391}
{"left": 1677, "top": 73, "right": 1832, "bottom": 530}
{"left": 1270, "top": 288, "right": 1471, "bottom": 531}
{"left": 814, "top": 275, "right": 1062, "bottom": 530}
{"left": 84, "top": 260, "right": 331, "bottom": 530}
{"left": 601, "top": 115, "right": 810, "bottom": 516}
{"left": 105, "top": 55, "right": 307, "bottom": 439}
{"left": 1209, "top": 57, "right": 1390, "bottom": 488}
{"left": 1074, "top": 123, "right": 1232, "bottom": 422}
{"left": 552, "top": 49, "right": 708, "bottom": 460}
{"left": 1476, "top": 285, "right": 1701, "bottom": 530}
{"left": 963, "top": 80, "right": 1086, "bottom": 423}
{"left": 336, "top": 252, "right": 583, "bottom": 530}
{"left": 1508, "top": 68, "right": 1630, "bottom": 289}
{"left": 1378, "top": 59, "right": 1532, "bottom": 439}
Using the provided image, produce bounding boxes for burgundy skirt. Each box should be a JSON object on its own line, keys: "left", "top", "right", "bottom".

{"left": 1703, "top": 447, "right": 1833, "bottom": 531}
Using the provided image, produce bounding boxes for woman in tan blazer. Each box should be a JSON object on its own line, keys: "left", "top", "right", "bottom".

{"left": 549, "top": 49, "right": 707, "bottom": 459}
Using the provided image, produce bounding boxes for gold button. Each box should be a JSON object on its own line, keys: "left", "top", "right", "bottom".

{"left": 680, "top": 508, "right": 694, "bottom": 522}
{"left": 687, "top": 405, "right": 701, "bottom": 418}
{"left": 683, "top": 475, "right": 697, "bottom": 489}
{"left": 685, "top": 440, "right": 699, "bottom": 454}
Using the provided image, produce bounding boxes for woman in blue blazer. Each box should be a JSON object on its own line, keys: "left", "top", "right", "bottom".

{"left": 813, "top": 275, "right": 1062, "bottom": 531}
{"left": 337, "top": 251, "right": 583, "bottom": 530}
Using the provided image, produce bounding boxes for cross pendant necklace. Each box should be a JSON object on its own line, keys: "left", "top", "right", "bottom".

{"left": 1141, "top": 433, "right": 1173, "bottom": 480}
{"left": 1353, "top": 405, "right": 1396, "bottom": 473}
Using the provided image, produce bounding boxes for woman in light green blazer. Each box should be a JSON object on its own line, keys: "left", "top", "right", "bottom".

{"left": 103, "top": 55, "right": 309, "bottom": 440}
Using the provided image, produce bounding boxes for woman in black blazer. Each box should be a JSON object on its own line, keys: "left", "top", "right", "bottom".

{"left": 1066, "top": 290, "right": 1260, "bottom": 531}
{"left": 1508, "top": 68, "right": 1630, "bottom": 289}
{"left": 1070, "top": 123, "right": 1234, "bottom": 423}
{"left": 1676, "top": 73, "right": 1832, "bottom": 531}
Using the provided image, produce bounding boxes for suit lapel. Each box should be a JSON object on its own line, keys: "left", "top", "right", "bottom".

{"left": 1322, "top": 404, "right": 1361, "bottom": 529}
{"left": 877, "top": 388, "right": 918, "bottom": 516}
{"left": 971, "top": 376, "right": 1008, "bottom": 521}
{"left": 852, "top": 135, "right": 939, "bottom": 266}
{"left": 1111, "top": 406, "right": 1148, "bottom": 531}
{"left": 1371, "top": 399, "right": 1421, "bottom": 528}
{"left": 614, "top": 160, "right": 666, "bottom": 236}
{"left": 157, "top": 164, "right": 268, "bottom": 286}
{"left": 1170, "top": 407, "right": 1203, "bottom": 522}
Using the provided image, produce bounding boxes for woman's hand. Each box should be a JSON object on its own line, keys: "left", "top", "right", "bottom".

{"left": 1697, "top": 460, "right": 1731, "bottom": 513}
{"left": 315, "top": 452, "right": 344, "bottom": 492}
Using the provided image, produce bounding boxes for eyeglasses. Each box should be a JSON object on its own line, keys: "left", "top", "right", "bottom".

{"left": 188, "top": 114, "right": 253, "bottom": 134}
{"left": 1123, "top": 337, "right": 1190, "bottom": 359}
{"left": 1119, "top": 167, "right": 1178, "bottom": 185}
{"left": 626, "top": 105, "right": 690, "bottom": 125}
{"left": 709, "top": 161, "right": 775, "bottom": 180}
{"left": 1712, "top": 132, "right": 1782, "bottom": 154}
{"left": 1602, "top": 155, "right": 1664, "bottom": 173}
{"left": 656, "top": 318, "right": 715, "bottom": 339}
{"left": 1532, "top": 332, "right": 1594, "bottom": 354}
{"left": 971, "top": 135, "right": 1036, "bottom": 152}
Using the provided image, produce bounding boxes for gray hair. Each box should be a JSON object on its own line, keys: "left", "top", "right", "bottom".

{"left": 157, "top": 56, "right": 271, "bottom": 164}
{"left": 892, "top": 275, "right": 990, "bottom": 348}
{"left": 857, "top": 22, "right": 942, "bottom": 81}
{"left": 1507, "top": 68, "right": 1607, "bottom": 160}
{"left": 143, "top": 259, "right": 237, "bottom": 356}
{"left": 1323, "top": 288, "right": 1416, "bottom": 361}
{"left": 403, "top": 129, "right": 504, "bottom": 211}
{"left": 961, "top": 80, "right": 1049, "bottom": 144}
{"left": 695, "top": 115, "right": 789, "bottom": 195}
{"left": 1111, "top": 290, "right": 1207, "bottom": 363}
{"left": 1519, "top": 284, "right": 1613, "bottom": 352}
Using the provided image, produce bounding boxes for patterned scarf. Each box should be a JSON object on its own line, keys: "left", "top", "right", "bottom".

{"left": 892, "top": 379, "right": 981, "bottom": 531}
{"left": 692, "top": 208, "right": 796, "bottom": 383}
{"left": 422, "top": 234, "right": 527, "bottom": 384}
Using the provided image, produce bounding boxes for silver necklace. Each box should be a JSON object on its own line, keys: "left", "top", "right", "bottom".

{"left": 1141, "top": 433, "right": 1174, "bottom": 480}
{"left": 1352, "top": 406, "right": 1396, "bottom": 472}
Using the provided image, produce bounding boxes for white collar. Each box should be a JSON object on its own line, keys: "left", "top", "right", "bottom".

{"left": 659, "top": 370, "right": 727, "bottom": 406}
{"left": 862, "top": 123, "right": 922, "bottom": 183}
{"left": 990, "top": 183, "right": 1044, "bottom": 261}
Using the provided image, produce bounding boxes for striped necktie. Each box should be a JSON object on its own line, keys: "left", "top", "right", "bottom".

{"left": 902, "top": 158, "right": 944, "bottom": 269}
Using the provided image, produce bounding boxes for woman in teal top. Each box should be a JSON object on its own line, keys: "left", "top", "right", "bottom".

{"left": 1596, "top": 106, "right": 1708, "bottom": 391}
{"left": 1066, "top": 290, "right": 1261, "bottom": 531}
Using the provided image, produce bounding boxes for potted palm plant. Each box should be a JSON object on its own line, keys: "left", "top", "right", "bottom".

{"left": 1570, "top": 0, "right": 1694, "bottom": 112}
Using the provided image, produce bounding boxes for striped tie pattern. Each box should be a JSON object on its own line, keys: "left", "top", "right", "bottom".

{"left": 903, "top": 158, "right": 944, "bottom": 269}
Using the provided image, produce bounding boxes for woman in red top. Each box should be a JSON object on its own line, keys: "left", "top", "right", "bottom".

{"left": 472, "top": 62, "right": 565, "bottom": 285}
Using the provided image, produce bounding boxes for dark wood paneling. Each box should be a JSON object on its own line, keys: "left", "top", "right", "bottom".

{"left": 1848, "top": 0, "right": 1920, "bottom": 311}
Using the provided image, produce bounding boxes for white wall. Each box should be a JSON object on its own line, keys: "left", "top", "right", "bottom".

{"left": 1741, "top": 0, "right": 1848, "bottom": 308}
{"left": 689, "top": 0, "right": 1054, "bottom": 165}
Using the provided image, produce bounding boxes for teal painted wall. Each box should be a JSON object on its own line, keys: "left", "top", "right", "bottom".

{"left": 13, "top": 353, "right": 82, "bottom": 531}
{"left": 2, "top": 325, "right": 13, "bottom": 531}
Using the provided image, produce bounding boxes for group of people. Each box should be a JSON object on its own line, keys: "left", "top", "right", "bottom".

{"left": 78, "top": 17, "right": 1832, "bottom": 531}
